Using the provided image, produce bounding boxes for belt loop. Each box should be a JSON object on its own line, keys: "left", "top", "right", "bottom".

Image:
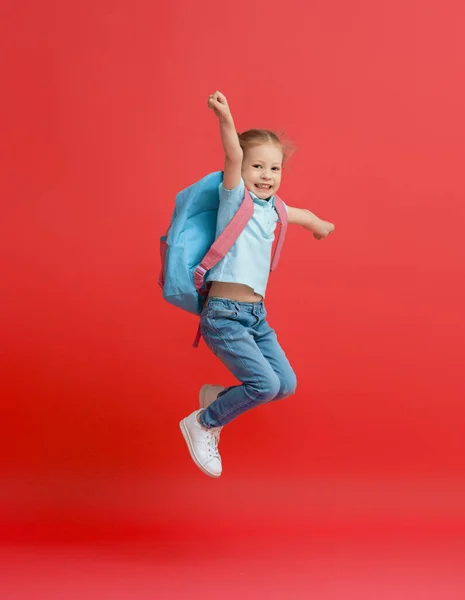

{"left": 252, "top": 301, "right": 260, "bottom": 324}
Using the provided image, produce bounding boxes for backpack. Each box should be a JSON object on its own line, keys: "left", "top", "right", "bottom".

{"left": 158, "top": 171, "right": 288, "bottom": 345}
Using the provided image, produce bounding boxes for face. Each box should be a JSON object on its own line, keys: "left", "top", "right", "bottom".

{"left": 241, "top": 143, "right": 283, "bottom": 200}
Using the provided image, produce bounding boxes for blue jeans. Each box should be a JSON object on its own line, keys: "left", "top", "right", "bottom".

{"left": 199, "top": 297, "right": 297, "bottom": 428}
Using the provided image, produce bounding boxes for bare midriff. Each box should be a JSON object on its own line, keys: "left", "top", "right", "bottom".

{"left": 208, "top": 281, "right": 263, "bottom": 303}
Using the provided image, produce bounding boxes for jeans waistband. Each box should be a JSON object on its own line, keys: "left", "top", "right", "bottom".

{"left": 206, "top": 297, "right": 265, "bottom": 314}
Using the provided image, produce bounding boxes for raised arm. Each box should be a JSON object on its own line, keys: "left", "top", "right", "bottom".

{"left": 208, "top": 91, "right": 243, "bottom": 190}
{"left": 287, "top": 206, "right": 335, "bottom": 240}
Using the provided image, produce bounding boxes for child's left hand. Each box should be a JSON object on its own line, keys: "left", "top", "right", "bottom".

{"left": 313, "top": 220, "right": 335, "bottom": 240}
{"left": 287, "top": 207, "right": 335, "bottom": 239}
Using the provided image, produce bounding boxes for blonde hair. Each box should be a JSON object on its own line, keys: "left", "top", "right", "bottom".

{"left": 238, "top": 129, "right": 295, "bottom": 163}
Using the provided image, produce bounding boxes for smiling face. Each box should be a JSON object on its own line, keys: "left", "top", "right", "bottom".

{"left": 241, "top": 143, "right": 283, "bottom": 200}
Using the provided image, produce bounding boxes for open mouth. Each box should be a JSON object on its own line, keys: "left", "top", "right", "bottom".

{"left": 255, "top": 184, "right": 272, "bottom": 191}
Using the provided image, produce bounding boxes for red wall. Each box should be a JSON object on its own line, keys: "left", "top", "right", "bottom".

{"left": 2, "top": 0, "right": 465, "bottom": 539}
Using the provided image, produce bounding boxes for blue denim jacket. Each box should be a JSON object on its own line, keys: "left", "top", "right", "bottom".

{"left": 206, "top": 178, "right": 287, "bottom": 297}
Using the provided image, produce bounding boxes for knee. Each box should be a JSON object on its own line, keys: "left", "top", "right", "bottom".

{"left": 248, "top": 372, "right": 281, "bottom": 404}
{"left": 274, "top": 371, "right": 297, "bottom": 401}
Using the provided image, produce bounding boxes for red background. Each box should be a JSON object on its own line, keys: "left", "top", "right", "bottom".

{"left": 1, "top": 0, "right": 465, "bottom": 596}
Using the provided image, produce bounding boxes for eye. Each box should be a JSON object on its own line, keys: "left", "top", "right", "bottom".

{"left": 272, "top": 167, "right": 281, "bottom": 171}
{"left": 253, "top": 164, "right": 262, "bottom": 169}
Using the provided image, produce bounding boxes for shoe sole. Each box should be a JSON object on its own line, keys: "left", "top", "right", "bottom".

{"left": 179, "top": 419, "right": 221, "bottom": 479}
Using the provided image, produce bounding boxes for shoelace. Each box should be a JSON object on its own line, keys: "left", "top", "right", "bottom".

{"left": 206, "top": 427, "right": 222, "bottom": 459}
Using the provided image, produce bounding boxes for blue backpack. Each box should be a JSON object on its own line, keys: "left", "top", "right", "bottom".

{"left": 158, "top": 171, "right": 288, "bottom": 344}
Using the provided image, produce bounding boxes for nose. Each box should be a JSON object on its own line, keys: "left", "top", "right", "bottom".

{"left": 261, "top": 171, "right": 272, "bottom": 180}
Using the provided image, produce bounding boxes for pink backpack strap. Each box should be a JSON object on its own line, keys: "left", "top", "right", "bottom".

{"left": 158, "top": 228, "right": 169, "bottom": 288}
{"left": 192, "top": 323, "right": 202, "bottom": 348}
{"left": 192, "top": 188, "right": 254, "bottom": 348}
{"left": 193, "top": 188, "right": 254, "bottom": 292}
{"left": 270, "top": 195, "right": 288, "bottom": 271}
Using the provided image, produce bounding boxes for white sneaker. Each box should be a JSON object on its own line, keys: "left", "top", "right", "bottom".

{"left": 199, "top": 384, "right": 226, "bottom": 409}
{"left": 179, "top": 409, "right": 223, "bottom": 478}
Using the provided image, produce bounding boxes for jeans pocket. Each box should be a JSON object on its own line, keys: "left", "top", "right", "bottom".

{"left": 209, "top": 308, "right": 239, "bottom": 321}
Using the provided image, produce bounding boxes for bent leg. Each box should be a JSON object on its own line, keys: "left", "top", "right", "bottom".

{"left": 200, "top": 310, "right": 281, "bottom": 427}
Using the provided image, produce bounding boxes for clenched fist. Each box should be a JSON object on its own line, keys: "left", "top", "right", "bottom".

{"left": 208, "top": 91, "right": 232, "bottom": 120}
{"left": 313, "top": 220, "right": 335, "bottom": 240}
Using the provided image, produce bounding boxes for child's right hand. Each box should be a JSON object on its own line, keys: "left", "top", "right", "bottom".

{"left": 208, "top": 91, "right": 232, "bottom": 121}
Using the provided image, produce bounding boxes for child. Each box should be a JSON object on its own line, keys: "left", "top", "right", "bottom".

{"left": 180, "top": 91, "right": 335, "bottom": 478}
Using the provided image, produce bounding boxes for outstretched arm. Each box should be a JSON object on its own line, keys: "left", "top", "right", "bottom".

{"left": 208, "top": 91, "right": 243, "bottom": 190}
{"left": 287, "top": 206, "right": 335, "bottom": 240}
